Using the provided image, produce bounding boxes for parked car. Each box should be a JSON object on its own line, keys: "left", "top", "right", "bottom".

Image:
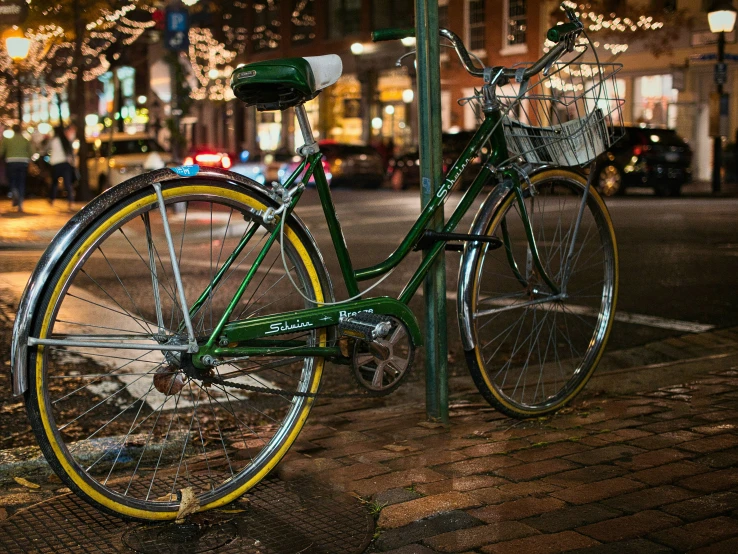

{"left": 387, "top": 131, "right": 491, "bottom": 190}
{"left": 593, "top": 126, "right": 692, "bottom": 197}
{"left": 230, "top": 148, "right": 294, "bottom": 184}
{"left": 279, "top": 141, "right": 385, "bottom": 188}
{"left": 88, "top": 133, "right": 171, "bottom": 191}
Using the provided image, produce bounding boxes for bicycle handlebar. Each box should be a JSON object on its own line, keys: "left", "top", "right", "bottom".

{"left": 372, "top": 7, "right": 583, "bottom": 83}
{"left": 371, "top": 28, "right": 414, "bottom": 42}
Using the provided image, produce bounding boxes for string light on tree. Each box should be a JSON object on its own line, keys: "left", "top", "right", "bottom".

{"left": 188, "top": 28, "right": 236, "bottom": 101}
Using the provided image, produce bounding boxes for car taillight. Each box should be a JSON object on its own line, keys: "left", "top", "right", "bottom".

{"left": 322, "top": 158, "right": 331, "bottom": 174}
{"left": 633, "top": 145, "right": 651, "bottom": 156}
{"left": 222, "top": 155, "right": 231, "bottom": 169}
{"left": 184, "top": 156, "right": 194, "bottom": 165}
{"left": 195, "top": 153, "right": 223, "bottom": 165}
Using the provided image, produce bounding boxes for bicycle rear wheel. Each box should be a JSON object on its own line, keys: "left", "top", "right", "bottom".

{"left": 462, "top": 168, "right": 618, "bottom": 418}
{"left": 25, "top": 179, "right": 332, "bottom": 520}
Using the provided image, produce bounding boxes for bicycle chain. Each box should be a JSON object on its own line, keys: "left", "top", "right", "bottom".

{"left": 201, "top": 374, "right": 377, "bottom": 398}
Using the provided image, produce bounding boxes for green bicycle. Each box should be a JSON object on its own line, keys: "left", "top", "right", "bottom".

{"left": 12, "top": 9, "right": 621, "bottom": 520}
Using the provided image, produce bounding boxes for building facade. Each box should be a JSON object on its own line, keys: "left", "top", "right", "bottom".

{"left": 158, "top": 0, "right": 735, "bottom": 184}
{"left": 180, "top": 0, "right": 544, "bottom": 157}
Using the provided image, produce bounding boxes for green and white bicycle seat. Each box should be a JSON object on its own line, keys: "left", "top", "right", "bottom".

{"left": 231, "top": 54, "right": 342, "bottom": 111}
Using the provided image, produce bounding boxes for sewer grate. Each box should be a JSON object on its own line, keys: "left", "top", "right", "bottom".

{"left": 0, "top": 476, "right": 374, "bottom": 554}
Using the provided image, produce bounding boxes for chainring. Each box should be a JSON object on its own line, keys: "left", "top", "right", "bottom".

{"left": 351, "top": 316, "right": 415, "bottom": 396}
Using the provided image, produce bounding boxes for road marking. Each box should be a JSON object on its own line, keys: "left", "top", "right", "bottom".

{"left": 437, "top": 290, "right": 714, "bottom": 333}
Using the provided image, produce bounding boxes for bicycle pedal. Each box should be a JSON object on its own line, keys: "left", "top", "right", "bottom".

{"left": 338, "top": 311, "right": 392, "bottom": 341}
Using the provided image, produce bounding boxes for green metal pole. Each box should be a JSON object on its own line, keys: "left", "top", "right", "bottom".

{"left": 415, "top": 0, "right": 448, "bottom": 423}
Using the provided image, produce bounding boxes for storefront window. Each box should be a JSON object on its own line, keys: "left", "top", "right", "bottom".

{"left": 633, "top": 74, "right": 677, "bottom": 128}
{"left": 327, "top": 75, "right": 362, "bottom": 142}
{"left": 98, "top": 67, "right": 147, "bottom": 136}
{"left": 257, "top": 111, "right": 282, "bottom": 151}
{"left": 378, "top": 70, "right": 413, "bottom": 151}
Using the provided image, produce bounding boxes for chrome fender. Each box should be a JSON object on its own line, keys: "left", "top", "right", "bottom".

{"left": 456, "top": 179, "right": 512, "bottom": 351}
{"left": 11, "top": 167, "right": 332, "bottom": 396}
{"left": 456, "top": 166, "right": 588, "bottom": 351}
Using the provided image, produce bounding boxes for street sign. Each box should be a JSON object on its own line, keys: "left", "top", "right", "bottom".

{"left": 0, "top": 0, "right": 28, "bottom": 26}
{"left": 715, "top": 62, "right": 728, "bottom": 85}
{"left": 165, "top": 7, "right": 189, "bottom": 51}
{"left": 690, "top": 53, "right": 738, "bottom": 62}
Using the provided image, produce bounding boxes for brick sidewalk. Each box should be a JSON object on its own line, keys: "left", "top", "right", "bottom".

{"left": 0, "top": 199, "right": 79, "bottom": 248}
{"left": 278, "top": 364, "right": 738, "bottom": 553}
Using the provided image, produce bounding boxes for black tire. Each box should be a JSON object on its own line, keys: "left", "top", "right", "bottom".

{"left": 462, "top": 168, "right": 618, "bottom": 418}
{"left": 25, "top": 178, "right": 332, "bottom": 520}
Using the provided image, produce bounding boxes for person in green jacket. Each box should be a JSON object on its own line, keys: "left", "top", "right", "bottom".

{"left": 0, "top": 125, "right": 33, "bottom": 212}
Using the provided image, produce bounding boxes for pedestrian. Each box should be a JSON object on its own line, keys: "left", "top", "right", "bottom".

{"left": 49, "top": 125, "right": 75, "bottom": 208}
{"left": 0, "top": 124, "right": 33, "bottom": 213}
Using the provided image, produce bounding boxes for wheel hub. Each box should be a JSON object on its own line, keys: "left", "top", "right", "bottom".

{"left": 154, "top": 336, "right": 210, "bottom": 395}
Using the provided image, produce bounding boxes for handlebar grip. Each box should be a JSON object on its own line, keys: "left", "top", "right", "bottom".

{"left": 372, "top": 28, "right": 415, "bottom": 42}
{"left": 546, "top": 22, "right": 581, "bottom": 43}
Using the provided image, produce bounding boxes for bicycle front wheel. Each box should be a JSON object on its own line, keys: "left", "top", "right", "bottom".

{"left": 25, "top": 179, "right": 332, "bottom": 520}
{"left": 463, "top": 168, "right": 618, "bottom": 418}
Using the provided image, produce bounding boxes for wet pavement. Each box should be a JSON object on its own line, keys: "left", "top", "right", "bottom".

{"left": 0, "top": 199, "right": 83, "bottom": 249}
{"left": 1, "top": 304, "right": 737, "bottom": 551}
{"left": 284, "top": 351, "right": 738, "bottom": 553}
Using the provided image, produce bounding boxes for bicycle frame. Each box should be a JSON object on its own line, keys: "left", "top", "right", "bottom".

{"left": 190, "top": 104, "right": 563, "bottom": 366}
{"left": 20, "top": 103, "right": 580, "bottom": 372}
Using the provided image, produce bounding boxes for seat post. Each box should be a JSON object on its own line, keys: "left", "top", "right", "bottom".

{"left": 295, "top": 104, "right": 318, "bottom": 153}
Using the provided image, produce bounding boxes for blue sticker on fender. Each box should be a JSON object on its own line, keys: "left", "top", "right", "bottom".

{"left": 170, "top": 165, "right": 200, "bottom": 177}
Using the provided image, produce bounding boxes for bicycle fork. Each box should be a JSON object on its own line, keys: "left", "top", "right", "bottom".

{"left": 501, "top": 167, "right": 594, "bottom": 300}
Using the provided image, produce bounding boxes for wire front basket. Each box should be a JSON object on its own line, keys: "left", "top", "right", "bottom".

{"left": 497, "top": 62, "right": 624, "bottom": 168}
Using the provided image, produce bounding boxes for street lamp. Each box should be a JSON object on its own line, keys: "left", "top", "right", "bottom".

{"left": 708, "top": 0, "right": 737, "bottom": 194}
{"left": 3, "top": 28, "right": 31, "bottom": 127}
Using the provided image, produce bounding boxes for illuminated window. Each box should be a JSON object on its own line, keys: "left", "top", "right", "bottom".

{"left": 505, "top": 0, "right": 526, "bottom": 47}
{"left": 633, "top": 75, "right": 677, "bottom": 128}
{"left": 252, "top": 0, "right": 281, "bottom": 52}
{"left": 292, "top": 0, "right": 316, "bottom": 45}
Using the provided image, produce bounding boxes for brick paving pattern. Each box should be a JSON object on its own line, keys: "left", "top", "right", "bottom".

{"left": 274, "top": 367, "right": 738, "bottom": 552}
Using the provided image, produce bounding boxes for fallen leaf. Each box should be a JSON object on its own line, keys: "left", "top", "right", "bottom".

{"left": 156, "top": 493, "right": 178, "bottom": 502}
{"left": 383, "top": 444, "right": 415, "bottom": 452}
{"left": 175, "top": 487, "right": 200, "bottom": 523}
{"left": 417, "top": 421, "right": 446, "bottom": 429}
{"left": 14, "top": 477, "right": 40, "bottom": 489}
